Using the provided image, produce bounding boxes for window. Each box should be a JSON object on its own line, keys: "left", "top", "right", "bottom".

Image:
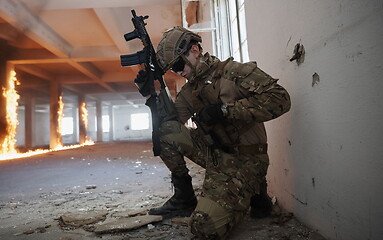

{"left": 181, "top": 0, "right": 249, "bottom": 62}
{"left": 102, "top": 115, "right": 109, "bottom": 132}
{"left": 62, "top": 117, "right": 73, "bottom": 135}
{"left": 214, "top": 0, "right": 249, "bottom": 62}
{"left": 131, "top": 113, "right": 149, "bottom": 130}
{"left": 181, "top": 0, "right": 216, "bottom": 58}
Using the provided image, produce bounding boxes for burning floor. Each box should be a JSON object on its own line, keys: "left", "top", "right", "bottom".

{"left": 0, "top": 141, "right": 325, "bottom": 240}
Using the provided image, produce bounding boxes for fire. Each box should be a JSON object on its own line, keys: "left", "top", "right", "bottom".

{"left": 1, "top": 70, "right": 20, "bottom": 155}
{"left": 80, "top": 101, "right": 93, "bottom": 143}
{"left": 0, "top": 72, "right": 95, "bottom": 161}
{"left": 80, "top": 101, "right": 92, "bottom": 142}
{"left": 56, "top": 95, "right": 64, "bottom": 147}
{"left": 0, "top": 141, "right": 95, "bottom": 161}
{"left": 81, "top": 102, "right": 88, "bottom": 129}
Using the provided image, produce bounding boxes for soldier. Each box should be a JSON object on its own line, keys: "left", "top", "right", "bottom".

{"left": 135, "top": 26, "right": 291, "bottom": 239}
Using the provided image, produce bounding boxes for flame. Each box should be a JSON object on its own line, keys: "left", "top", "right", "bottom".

{"left": 0, "top": 141, "right": 95, "bottom": 161}
{"left": 81, "top": 102, "right": 88, "bottom": 129}
{"left": 1, "top": 70, "right": 20, "bottom": 155}
{"left": 56, "top": 95, "right": 64, "bottom": 147}
{"left": 80, "top": 101, "right": 93, "bottom": 142}
{"left": 0, "top": 72, "right": 95, "bottom": 161}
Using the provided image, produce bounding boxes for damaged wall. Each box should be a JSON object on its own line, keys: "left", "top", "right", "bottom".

{"left": 244, "top": 0, "right": 383, "bottom": 239}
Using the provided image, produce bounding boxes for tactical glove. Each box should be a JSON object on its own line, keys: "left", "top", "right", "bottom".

{"left": 134, "top": 70, "right": 153, "bottom": 97}
{"left": 198, "top": 104, "right": 225, "bottom": 125}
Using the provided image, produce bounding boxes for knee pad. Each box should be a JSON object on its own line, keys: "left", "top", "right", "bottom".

{"left": 190, "top": 197, "right": 232, "bottom": 239}
{"left": 190, "top": 211, "right": 220, "bottom": 239}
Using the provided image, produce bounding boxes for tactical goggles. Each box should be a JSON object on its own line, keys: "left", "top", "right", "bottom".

{"left": 171, "top": 57, "right": 186, "bottom": 72}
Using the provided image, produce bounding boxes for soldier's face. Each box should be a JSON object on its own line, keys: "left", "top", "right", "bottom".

{"left": 174, "top": 45, "right": 200, "bottom": 79}
{"left": 172, "top": 57, "right": 190, "bottom": 78}
{"left": 180, "top": 64, "right": 193, "bottom": 79}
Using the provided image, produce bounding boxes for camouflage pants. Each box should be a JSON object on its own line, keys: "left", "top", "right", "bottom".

{"left": 160, "top": 121, "right": 269, "bottom": 239}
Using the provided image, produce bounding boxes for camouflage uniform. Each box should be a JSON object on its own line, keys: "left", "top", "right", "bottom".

{"left": 159, "top": 53, "right": 291, "bottom": 239}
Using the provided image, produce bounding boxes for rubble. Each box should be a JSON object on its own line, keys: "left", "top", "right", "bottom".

{"left": 22, "top": 229, "right": 35, "bottom": 235}
{"left": 111, "top": 209, "right": 147, "bottom": 218}
{"left": 58, "top": 210, "right": 108, "bottom": 228}
{"left": 94, "top": 215, "right": 163, "bottom": 234}
{"left": 171, "top": 217, "right": 190, "bottom": 226}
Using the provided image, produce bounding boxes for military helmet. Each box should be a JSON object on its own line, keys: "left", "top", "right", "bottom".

{"left": 156, "top": 26, "right": 202, "bottom": 71}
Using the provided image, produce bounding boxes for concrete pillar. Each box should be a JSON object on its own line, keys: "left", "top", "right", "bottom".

{"left": 108, "top": 105, "right": 114, "bottom": 141}
{"left": 78, "top": 95, "right": 87, "bottom": 144}
{"left": 96, "top": 100, "right": 103, "bottom": 142}
{"left": 0, "top": 40, "right": 11, "bottom": 150}
{"left": 24, "top": 95, "right": 35, "bottom": 149}
{"left": 0, "top": 65, "right": 8, "bottom": 150}
{"left": 49, "top": 81, "right": 62, "bottom": 149}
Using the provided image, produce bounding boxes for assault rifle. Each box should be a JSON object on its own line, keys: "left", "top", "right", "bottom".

{"left": 120, "top": 10, "right": 177, "bottom": 156}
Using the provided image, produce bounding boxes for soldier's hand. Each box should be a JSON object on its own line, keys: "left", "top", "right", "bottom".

{"left": 199, "top": 104, "right": 225, "bottom": 125}
{"left": 134, "top": 70, "right": 152, "bottom": 97}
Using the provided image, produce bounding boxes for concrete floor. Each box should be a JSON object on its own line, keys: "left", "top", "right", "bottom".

{"left": 0, "top": 141, "right": 174, "bottom": 203}
{"left": 0, "top": 141, "right": 326, "bottom": 240}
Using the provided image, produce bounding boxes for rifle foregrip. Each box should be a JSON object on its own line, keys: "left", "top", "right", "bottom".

{"left": 124, "top": 30, "right": 138, "bottom": 41}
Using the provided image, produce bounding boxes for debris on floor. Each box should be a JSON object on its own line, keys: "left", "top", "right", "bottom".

{"left": 94, "top": 214, "right": 163, "bottom": 234}
{"left": 58, "top": 210, "right": 108, "bottom": 228}
{"left": 171, "top": 217, "right": 190, "bottom": 226}
{"left": 0, "top": 141, "right": 326, "bottom": 240}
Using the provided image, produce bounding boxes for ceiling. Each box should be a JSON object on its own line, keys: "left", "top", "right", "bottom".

{"left": 0, "top": 0, "right": 185, "bottom": 107}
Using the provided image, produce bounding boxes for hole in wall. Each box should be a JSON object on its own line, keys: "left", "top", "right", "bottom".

{"left": 289, "top": 43, "right": 305, "bottom": 65}
{"left": 312, "top": 72, "right": 320, "bottom": 87}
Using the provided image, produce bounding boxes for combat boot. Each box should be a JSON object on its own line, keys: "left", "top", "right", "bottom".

{"left": 148, "top": 173, "right": 197, "bottom": 219}
{"left": 250, "top": 179, "right": 272, "bottom": 218}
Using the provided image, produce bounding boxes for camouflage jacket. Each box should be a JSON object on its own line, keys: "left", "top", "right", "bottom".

{"left": 174, "top": 53, "right": 291, "bottom": 146}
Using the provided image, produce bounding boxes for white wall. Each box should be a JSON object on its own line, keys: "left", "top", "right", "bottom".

{"left": 87, "top": 106, "right": 97, "bottom": 141}
{"left": 244, "top": 1, "right": 383, "bottom": 239}
{"left": 15, "top": 107, "right": 25, "bottom": 146}
{"left": 34, "top": 107, "right": 50, "bottom": 147}
{"left": 113, "top": 104, "right": 152, "bottom": 141}
{"left": 15, "top": 104, "right": 50, "bottom": 148}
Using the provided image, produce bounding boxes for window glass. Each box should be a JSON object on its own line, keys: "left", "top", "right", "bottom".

{"left": 62, "top": 117, "right": 73, "bottom": 135}
{"left": 131, "top": 113, "right": 149, "bottom": 130}
{"left": 181, "top": 0, "right": 249, "bottom": 62}
{"left": 213, "top": 0, "right": 249, "bottom": 62}
{"left": 102, "top": 115, "right": 109, "bottom": 132}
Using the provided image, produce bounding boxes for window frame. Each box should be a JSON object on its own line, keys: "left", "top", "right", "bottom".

{"left": 213, "top": 0, "right": 249, "bottom": 62}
